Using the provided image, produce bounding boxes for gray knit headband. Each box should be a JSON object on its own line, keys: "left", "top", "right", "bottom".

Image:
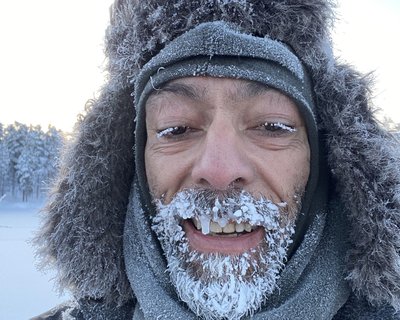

{"left": 134, "top": 21, "right": 320, "bottom": 251}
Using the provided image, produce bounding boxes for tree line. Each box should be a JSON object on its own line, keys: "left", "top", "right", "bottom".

{"left": 0, "top": 122, "right": 64, "bottom": 202}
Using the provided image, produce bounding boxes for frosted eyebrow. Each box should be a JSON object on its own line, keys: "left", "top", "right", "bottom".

{"left": 239, "top": 81, "right": 272, "bottom": 99}
{"left": 154, "top": 82, "right": 204, "bottom": 100}
{"left": 146, "top": 79, "right": 272, "bottom": 107}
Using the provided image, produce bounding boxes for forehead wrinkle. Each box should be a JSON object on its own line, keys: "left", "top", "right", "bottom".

{"left": 153, "top": 81, "right": 206, "bottom": 101}
{"left": 218, "top": 80, "right": 272, "bottom": 105}
{"left": 146, "top": 78, "right": 274, "bottom": 111}
{"left": 145, "top": 81, "right": 204, "bottom": 115}
{"left": 238, "top": 81, "right": 272, "bottom": 99}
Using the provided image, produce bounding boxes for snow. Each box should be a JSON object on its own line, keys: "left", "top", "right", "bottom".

{"left": 0, "top": 198, "right": 70, "bottom": 320}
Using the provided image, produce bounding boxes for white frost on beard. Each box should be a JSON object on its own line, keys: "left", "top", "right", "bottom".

{"left": 152, "top": 190, "right": 297, "bottom": 320}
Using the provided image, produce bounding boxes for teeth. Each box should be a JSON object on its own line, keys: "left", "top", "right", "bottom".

{"left": 244, "top": 223, "right": 252, "bottom": 232}
{"left": 192, "top": 218, "right": 254, "bottom": 235}
{"left": 210, "top": 221, "right": 222, "bottom": 233}
{"left": 222, "top": 223, "right": 235, "bottom": 233}
{"left": 193, "top": 218, "right": 201, "bottom": 230}
{"left": 235, "top": 223, "right": 245, "bottom": 233}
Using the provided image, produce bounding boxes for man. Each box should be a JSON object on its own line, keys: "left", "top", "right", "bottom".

{"left": 33, "top": 0, "right": 400, "bottom": 319}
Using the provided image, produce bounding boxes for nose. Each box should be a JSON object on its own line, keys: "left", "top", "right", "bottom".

{"left": 191, "top": 125, "right": 255, "bottom": 190}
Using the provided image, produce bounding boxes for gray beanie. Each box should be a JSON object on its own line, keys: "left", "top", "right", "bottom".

{"left": 134, "top": 21, "right": 322, "bottom": 253}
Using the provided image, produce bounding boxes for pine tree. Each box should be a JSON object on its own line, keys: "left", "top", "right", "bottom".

{"left": 29, "top": 125, "right": 47, "bottom": 198}
{"left": 1, "top": 122, "right": 64, "bottom": 201}
{"left": 4, "top": 122, "right": 28, "bottom": 196}
{"left": 43, "top": 125, "right": 64, "bottom": 185}
{"left": 16, "top": 143, "right": 35, "bottom": 202}
{"left": 0, "top": 124, "right": 10, "bottom": 197}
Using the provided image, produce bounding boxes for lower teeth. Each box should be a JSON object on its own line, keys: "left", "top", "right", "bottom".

{"left": 210, "top": 232, "right": 239, "bottom": 237}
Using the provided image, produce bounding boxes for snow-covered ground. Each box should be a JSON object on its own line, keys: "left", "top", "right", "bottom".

{"left": 0, "top": 198, "right": 70, "bottom": 320}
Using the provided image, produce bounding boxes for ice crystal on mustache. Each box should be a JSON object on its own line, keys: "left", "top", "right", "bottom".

{"left": 151, "top": 189, "right": 299, "bottom": 320}
{"left": 153, "top": 189, "right": 290, "bottom": 235}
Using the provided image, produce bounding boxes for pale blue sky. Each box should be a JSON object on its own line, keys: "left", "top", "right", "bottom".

{"left": 1, "top": 1, "right": 399, "bottom": 132}
{"left": 333, "top": 0, "right": 400, "bottom": 124}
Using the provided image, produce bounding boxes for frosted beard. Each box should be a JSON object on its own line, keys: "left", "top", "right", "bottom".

{"left": 151, "top": 189, "right": 300, "bottom": 320}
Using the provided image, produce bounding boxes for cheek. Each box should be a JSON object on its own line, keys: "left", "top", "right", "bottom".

{"left": 286, "top": 135, "right": 311, "bottom": 189}
{"left": 144, "top": 148, "right": 158, "bottom": 196}
{"left": 264, "top": 146, "right": 310, "bottom": 199}
{"left": 290, "top": 149, "right": 310, "bottom": 183}
{"left": 144, "top": 145, "right": 171, "bottom": 198}
{"left": 288, "top": 150, "right": 310, "bottom": 197}
{"left": 144, "top": 146, "right": 190, "bottom": 200}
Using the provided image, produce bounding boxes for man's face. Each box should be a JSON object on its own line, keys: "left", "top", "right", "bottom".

{"left": 145, "top": 77, "right": 310, "bottom": 319}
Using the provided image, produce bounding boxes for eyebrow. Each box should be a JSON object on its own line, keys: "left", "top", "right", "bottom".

{"left": 151, "top": 79, "right": 272, "bottom": 103}
{"left": 238, "top": 81, "right": 272, "bottom": 99}
{"left": 155, "top": 82, "right": 204, "bottom": 100}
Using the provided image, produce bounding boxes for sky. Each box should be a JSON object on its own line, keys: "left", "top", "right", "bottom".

{"left": 1, "top": 0, "right": 399, "bottom": 133}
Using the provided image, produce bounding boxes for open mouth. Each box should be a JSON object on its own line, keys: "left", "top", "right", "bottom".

{"left": 191, "top": 217, "right": 255, "bottom": 237}
{"left": 182, "top": 217, "right": 264, "bottom": 254}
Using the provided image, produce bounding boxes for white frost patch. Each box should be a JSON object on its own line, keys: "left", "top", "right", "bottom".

{"left": 157, "top": 127, "right": 178, "bottom": 138}
{"left": 267, "top": 122, "right": 297, "bottom": 133}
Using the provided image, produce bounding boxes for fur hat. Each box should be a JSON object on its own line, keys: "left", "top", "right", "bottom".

{"left": 35, "top": 0, "right": 400, "bottom": 311}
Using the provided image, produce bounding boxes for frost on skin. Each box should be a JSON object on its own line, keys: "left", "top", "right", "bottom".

{"left": 152, "top": 189, "right": 299, "bottom": 320}
{"left": 157, "top": 126, "right": 180, "bottom": 138}
{"left": 265, "top": 122, "right": 297, "bottom": 133}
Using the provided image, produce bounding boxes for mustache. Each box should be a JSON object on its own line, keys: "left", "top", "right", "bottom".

{"left": 158, "top": 187, "right": 283, "bottom": 208}
{"left": 154, "top": 188, "right": 293, "bottom": 229}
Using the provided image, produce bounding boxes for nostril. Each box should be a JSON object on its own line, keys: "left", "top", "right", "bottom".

{"left": 228, "top": 178, "right": 244, "bottom": 188}
{"left": 229, "top": 178, "right": 245, "bottom": 189}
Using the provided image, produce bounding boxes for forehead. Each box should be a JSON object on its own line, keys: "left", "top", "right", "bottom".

{"left": 145, "top": 76, "right": 302, "bottom": 118}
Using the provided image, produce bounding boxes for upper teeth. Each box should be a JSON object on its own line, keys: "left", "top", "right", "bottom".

{"left": 193, "top": 218, "right": 253, "bottom": 235}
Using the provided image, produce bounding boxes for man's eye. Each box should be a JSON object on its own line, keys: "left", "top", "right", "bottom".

{"left": 261, "top": 122, "right": 296, "bottom": 135}
{"left": 157, "top": 126, "right": 189, "bottom": 138}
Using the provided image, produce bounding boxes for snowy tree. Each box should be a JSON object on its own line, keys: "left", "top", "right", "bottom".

{"left": 0, "top": 143, "right": 10, "bottom": 196}
{"left": 29, "top": 125, "right": 47, "bottom": 198}
{"left": 16, "top": 143, "right": 36, "bottom": 202}
{"left": 4, "top": 122, "right": 28, "bottom": 196}
{"left": 0, "top": 122, "right": 64, "bottom": 200}
{"left": 43, "top": 125, "right": 63, "bottom": 184}
{"left": 0, "top": 124, "right": 10, "bottom": 196}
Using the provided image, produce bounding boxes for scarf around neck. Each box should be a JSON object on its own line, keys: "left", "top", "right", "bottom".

{"left": 123, "top": 182, "right": 351, "bottom": 320}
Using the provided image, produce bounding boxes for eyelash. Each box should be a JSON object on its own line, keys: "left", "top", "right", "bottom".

{"left": 259, "top": 122, "right": 297, "bottom": 135}
{"left": 156, "top": 122, "right": 296, "bottom": 140}
{"left": 157, "top": 126, "right": 189, "bottom": 139}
